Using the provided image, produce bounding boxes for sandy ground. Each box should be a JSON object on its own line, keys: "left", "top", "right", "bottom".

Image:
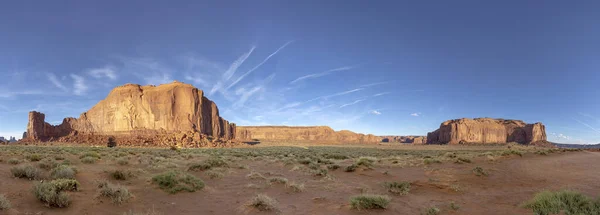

{"left": 0, "top": 145, "right": 598, "bottom": 215}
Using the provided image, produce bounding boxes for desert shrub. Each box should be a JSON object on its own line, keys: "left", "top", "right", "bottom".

{"left": 50, "top": 165, "right": 77, "bottom": 179}
{"left": 472, "top": 166, "right": 488, "bottom": 176}
{"left": 247, "top": 194, "right": 278, "bottom": 211}
{"left": 246, "top": 171, "right": 266, "bottom": 180}
{"left": 298, "top": 157, "right": 313, "bottom": 165}
{"left": 122, "top": 208, "right": 162, "bottom": 215}
{"left": 501, "top": 150, "right": 523, "bottom": 157}
{"left": 97, "top": 181, "right": 132, "bottom": 204}
{"left": 522, "top": 190, "right": 600, "bottom": 215}
{"left": 450, "top": 202, "right": 460, "bottom": 210}
{"left": 316, "top": 158, "right": 334, "bottom": 164}
{"left": 385, "top": 182, "right": 411, "bottom": 195}
{"left": 313, "top": 168, "right": 328, "bottom": 176}
{"left": 32, "top": 182, "right": 71, "bottom": 208}
{"left": 0, "top": 194, "right": 10, "bottom": 210}
{"left": 308, "top": 162, "right": 320, "bottom": 170}
{"left": 81, "top": 156, "right": 98, "bottom": 164}
{"left": 26, "top": 154, "right": 43, "bottom": 161}
{"left": 286, "top": 182, "right": 305, "bottom": 193}
{"left": 423, "top": 206, "right": 441, "bottom": 215}
{"left": 8, "top": 158, "right": 21, "bottom": 165}
{"left": 350, "top": 194, "right": 391, "bottom": 210}
{"left": 444, "top": 152, "right": 457, "bottom": 158}
{"left": 152, "top": 171, "right": 205, "bottom": 194}
{"left": 111, "top": 170, "right": 134, "bottom": 181}
{"left": 51, "top": 179, "right": 80, "bottom": 192}
{"left": 54, "top": 155, "right": 65, "bottom": 160}
{"left": 535, "top": 150, "right": 549, "bottom": 156}
{"left": 188, "top": 157, "right": 228, "bottom": 171}
{"left": 79, "top": 152, "right": 101, "bottom": 159}
{"left": 322, "top": 154, "right": 349, "bottom": 160}
{"left": 11, "top": 164, "right": 41, "bottom": 180}
{"left": 327, "top": 164, "right": 341, "bottom": 170}
{"left": 455, "top": 157, "right": 472, "bottom": 164}
{"left": 204, "top": 170, "right": 224, "bottom": 179}
{"left": 356, "top": 157, "right": 377, "bottom": 167}
{"left": 38, "top": 158, "right": 59, "bottom": 170}
{"left": 345, "top": 164, "right": 358, "bottom": 172}
{"left": 117, "top": 158, "right": 129, "bottom": 165}
{"left": 268, "top": 177, "right": 288, "bottom": 185}
{"left": 424, "top": 158, "right": 441, "bottom": 165}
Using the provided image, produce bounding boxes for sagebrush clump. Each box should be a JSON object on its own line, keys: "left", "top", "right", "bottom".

{"left": 350, "top": 194, "right": 391, "bottom": 210}
{"left": 32, "top": 181, "right": 71, "bottom": 208}
{"left": 385, "top": 182, "right": 411, "bottom": 195}
{"left": 0, "top": 194, "right": 10, "bottom": 210}
{"left": 11, "top": 165, "right": 41, "bottom": 180}
{"left": 152, "top": 170, "right": 205, "bottom": 194}
{"left": 522, "top": 190, "right": 600, "bottom": 215}
{"left": 97, "top": 181, "right": 132, "bottom": 204}
{"left": 247, "top": 194, "right": 278, "bottom": 211}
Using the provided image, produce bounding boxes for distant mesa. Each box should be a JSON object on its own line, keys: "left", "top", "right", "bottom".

{"left": 426, "top": 118, "right": 547, "bottom": 145}
{"left": 22, "top": 81, "right": 236, "bottom": 147}
{"left": 0, "top": 136, "right": 17, "bottom": 144}
{"left": 236, "top": 126, "right": 380, "bottom": 144}
{"left": 380, "top": 136, "right": 427, "bottom": 144}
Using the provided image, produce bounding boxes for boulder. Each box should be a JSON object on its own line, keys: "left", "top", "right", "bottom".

{"left": 426, "top": 118, "right": 547, "bottom": 144}
{"left": 23, "top": 81, "right": 236, "bottom": 147}
{"left": 236, "top": 126, "right": 380, "bottom": 144}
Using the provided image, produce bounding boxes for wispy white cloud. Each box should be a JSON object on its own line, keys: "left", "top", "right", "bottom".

{"left": 47, "top": 73, "right": 68, "bottom": 91}
{"left": 224, "top": 46, "right": 256, "bottom": 81}
{"left": 312, "top": 88, "right": 364, "bottom": 101}
{"left": 290, "top": 65, "right": 357, "bottom": 84}
{"left": 370, "top": 110, "right": 382, "bottom": 115}
{"left": 0, "top": 90, "right": 47, "bottom": 98}
{"left": 550, "top": 132, "right": 571, "bottom": 140}
{"left": 209, "top": 46, "right": 256, "bottom": 96}
{"left": 339, "top": 99, "right": 365, "bottom": 108}
{"left": 227, "top": 41, "right": 293, "bottom": 90}
{"left": 121, "top": 57, "right": 173, "bottom": 85}
{"left": 88, "top": 66, "right": 117, "bottom": 80}
{"left": 579, "top": 113, "right": 600, "bottom": 123}
{"left": 360, "top": 81, "right": 392, "bottom": 88}
{"left": 70, "top": 74, "right": 88, "bottom": 95}
{"left": 573, "top": 118, "right": 600, "bottom": 135}
{"left": 184, "top": 74, "right": 209, "bottom": 87}
{"left": 410, "top": 112, "right": 421, "bottom": 117}
{"left": 232, "top": 73, "right": 276, "bottom": 108}
{"left": 373, "top": 92, "right": 390, "bottom": 97}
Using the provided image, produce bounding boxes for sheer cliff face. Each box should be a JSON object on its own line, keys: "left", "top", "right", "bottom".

{"left": 236, "top": 126, "right": 380, "bottom": 144}
{"left": 26, "top": 82, "right": 236, "bottom": 142}
{"left": 426, "top": 118, "right": 546, "bottom": 144}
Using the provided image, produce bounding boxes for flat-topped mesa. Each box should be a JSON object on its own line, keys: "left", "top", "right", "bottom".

{"left": 380, "top": 136, "right": 427, "bottom": 144}
{"left": 25, "top": 81, "right": 236, "bottom": 147}
{"left": 426, "top": 118, "right": 547, "bottom": 144}
{"left": 236, "top": 126, "right": 380, "bottom": 144}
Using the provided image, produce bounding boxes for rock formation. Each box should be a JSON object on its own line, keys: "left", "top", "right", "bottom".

{"left": 380, "top": 136, "right": 427, "bottom": 144}
{"left": 236, "top": 126, "right": 380, "bottom": 144}
{"left": 23, "top": 81, "right": 236, "bottom": 147}
{"left": 426, "top": 118, "right": 547, "bottom": 144}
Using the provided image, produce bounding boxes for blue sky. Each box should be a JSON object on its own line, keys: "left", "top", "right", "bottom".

{"left": 1, "top": 1, "right": 599, "bottom": 144}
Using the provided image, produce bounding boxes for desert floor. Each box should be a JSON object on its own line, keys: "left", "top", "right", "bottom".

{"left": 0, "top": 143, "right": 598, "bottom": 215}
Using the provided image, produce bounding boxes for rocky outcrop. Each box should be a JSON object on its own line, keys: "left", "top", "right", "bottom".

{"left": 23, "top": 81, "right": 236, "bottom": 147}
{"left": 236, "top": 126, "right": 380, "bottom": 144}
{"left": 426, "top": 118, "right": 547, "bottom": 144}
{"left": 380, "top": 136, "right": 427, "bottom": 144}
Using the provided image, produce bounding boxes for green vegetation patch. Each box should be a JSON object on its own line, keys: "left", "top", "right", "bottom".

{"left": 152, "top": 170, "right": 205, "bottom": 194}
